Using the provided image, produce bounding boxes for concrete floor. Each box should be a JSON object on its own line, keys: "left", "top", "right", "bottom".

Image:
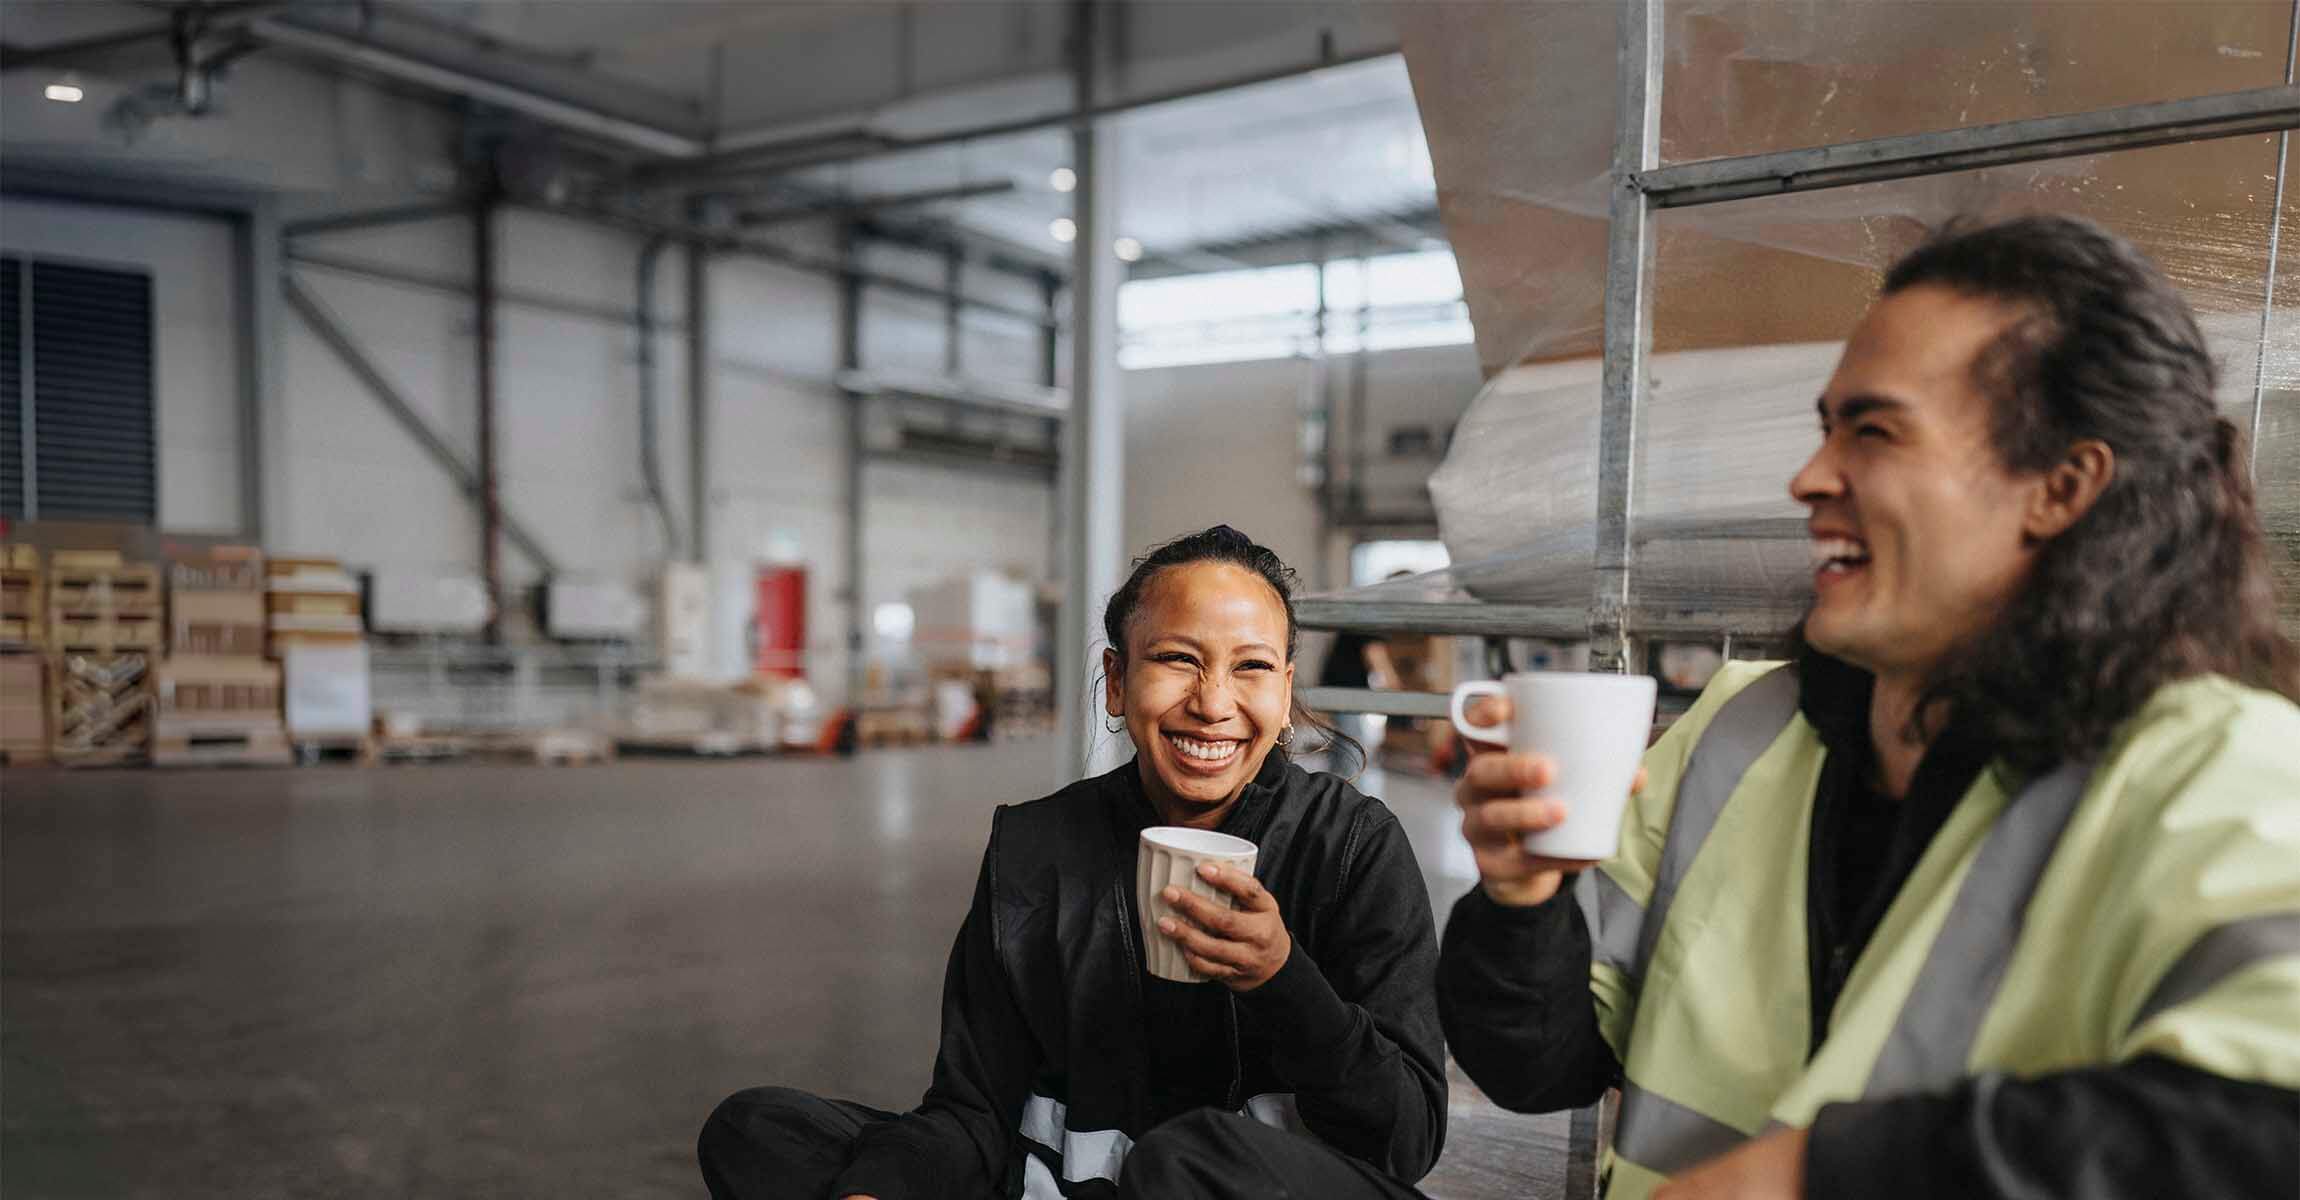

{"left": 1, "top": 744, "right": 1566, "bottom": 1199}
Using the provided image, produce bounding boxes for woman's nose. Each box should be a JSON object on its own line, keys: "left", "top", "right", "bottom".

{"left": 1188, "top": 674, "right": 1239, "bottom": 718}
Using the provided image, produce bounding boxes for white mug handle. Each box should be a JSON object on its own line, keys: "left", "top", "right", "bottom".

{"left": 1451, "top": 680, "right": 1510, "bottom": 744}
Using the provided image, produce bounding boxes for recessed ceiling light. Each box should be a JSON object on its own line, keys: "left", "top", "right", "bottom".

{"left": 44, "top": 83, "right": 84, "bottom": 103}
{"left": 1049, "top": 217, "right": 1077, "bottom": 244}
{"left": 1113, "top": 236, "right": 1143, "bottom": 262}
{"left": 1048, "top": 167, "right": 1077, "bottom": 193}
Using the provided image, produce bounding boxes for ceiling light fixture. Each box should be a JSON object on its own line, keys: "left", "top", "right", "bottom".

{"left": 44, "top": 82, "right": 84, "bottom": 103}
{"left": 1048, "top": 167, "right": 1077, "bottom": 193}
{"left": 1049, "top": 217, "right": 1078, "bottom": 244}
{"left": 1112, "top": 236, "right": 1143, "bottom": 263}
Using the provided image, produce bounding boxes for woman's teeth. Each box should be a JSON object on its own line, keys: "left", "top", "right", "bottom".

{"left": 1168, "top": 734, "right": 1240, "bottom": 764}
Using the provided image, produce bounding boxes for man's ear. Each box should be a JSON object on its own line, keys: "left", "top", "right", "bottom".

{"left": 2024, "top": 438, "right": 2115, "bottom": 542}
{"left": 1103, "top": 647, "right": 1124, "bottom": 717}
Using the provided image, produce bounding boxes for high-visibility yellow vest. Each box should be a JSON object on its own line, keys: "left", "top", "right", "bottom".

{"left": 1578, "top": 662, "right": 2300, "bottom": 1198}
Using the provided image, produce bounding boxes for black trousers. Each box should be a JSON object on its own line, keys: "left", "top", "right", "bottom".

{"left": 1116, "top": 1109, "right": 1429, "bottom": 1200}
{"left": 699, "top": 1086, "right": 901, "bottom": 1200}
{"left": 699, "top": 1089, "right": 1428, "bottom": 1200}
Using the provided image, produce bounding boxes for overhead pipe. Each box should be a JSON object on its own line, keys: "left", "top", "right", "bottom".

{"left": 634, "top": 236, "right": 684, "bottom": 557}
{"left": 512, "top": 199, "right": 1058, "bottom": 329}
{"left": 247, "top": 16, "right": 707, "bottom": 157}
{"left": 647, "top": 43, "right": 1401, "bottom": 185}
{"left": 734, "top": 180, "right": 1019, "bottom": 228}
{"left": 283, "top": 201, "right": 471, "bottom": 238}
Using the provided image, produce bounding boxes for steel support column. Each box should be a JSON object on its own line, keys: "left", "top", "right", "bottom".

{"left": 1056, "top": 0, "right": 1127, "bottom": 783}
{"left": 474, "top": 189, "right": 503, "bottom": 637}
{"left": 2253, "top": 4, "right": 2299, "bottom": 471}
{"left": 686, "top": 218, "right": 714, "bottom": 566}
{"left": 1590, "top": 0, "right": 1662, "bottom": 676}
{"left": 839, "top": 225, "right": 869, "bottom": 707}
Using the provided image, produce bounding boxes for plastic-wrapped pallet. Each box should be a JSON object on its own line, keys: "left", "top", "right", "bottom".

{"left": 281, "top": 642, "right": 372, "bottom": 740}
{"left": 1422, "top": 309, "right": 2273, "bottom": 625}
{"left": 1427, "top": 342, "right": 1837, "bottom": 621}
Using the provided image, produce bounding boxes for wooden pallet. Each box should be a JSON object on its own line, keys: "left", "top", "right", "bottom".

{"left": 50, "top": 565, "right": 162, "bottom": 619}
{"left": 291, "top": 734, "right": 381, "bottom": 766}
{"left": 53, "top": 743, "right": 144, "bottom": 768}
{"left": 477, "top": 729, "right": 616, "bottom": 766}
{"left": 52, "top": 618, "right": 164, "bottom": 652}
{"left": 0, "top": 744, "right": 52, "bottom": 767}
{"left": 614, "top": 730, "right": 772, "bottom": 757}
{"left": 373, "top": 733, "right": 473, "bottom": 763}
{"left": 151, "top": 728, "right": 294, "bottom": 768}
{"left": 1, "top": 564, "right": 42, "bottom": 649}
{"left": 51, "top": 650, "right": 153, "bottom": 764}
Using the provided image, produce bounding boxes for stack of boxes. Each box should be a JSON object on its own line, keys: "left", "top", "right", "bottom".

{"left": 0, "top": 544, "right": 46, "bottom": 763}
{"left": 47, "top": 550, "right": 162, "bottom": 765}
{"left": 154, "top": 547, "right": 290, "bottom": 766}
{"left": 267, "top": 555, "right": 371, "bottom": 744}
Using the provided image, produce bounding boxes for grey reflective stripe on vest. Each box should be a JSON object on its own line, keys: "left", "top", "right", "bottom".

{"left": 1576, "top": 867, "right": 1646, "bottom": 979}
{"left": 1611, "top": 668, "right": 1800, "bottom": 1174}
{"left": 1632, "top": 665, "right": 1803, "bottom": 984}
{"left": 1612, "top": 1081, "right": 1752, "bottom": 1175}
{"left": 2130, "top": 911, "right": 2300, "bottom": 1031}
{"left": 1862, "top": 761, "right": 2092, "bottom": 1097}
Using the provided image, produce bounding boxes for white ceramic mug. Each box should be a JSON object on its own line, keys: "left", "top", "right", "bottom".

{"left": 1450, "top": 671, "right": 1658, "bottom": 861}
{"left": 1136, "top": 826, "right": 1259, "bottom": 983}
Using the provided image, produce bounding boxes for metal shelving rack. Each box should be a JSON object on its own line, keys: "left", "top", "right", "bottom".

{"left": 1303, "top": 0, "right": 2300, "bottom": 699}
{"left": 1300, "top": 9, "right": 2298, "bottom": 1195}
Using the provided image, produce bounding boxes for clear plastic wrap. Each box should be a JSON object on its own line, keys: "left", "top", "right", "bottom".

{"left": 1383, "top": 6, "right": 2295, "bottom": 634}
{"left": 1656, "top": 1, "right": 2291, "bottom": 165}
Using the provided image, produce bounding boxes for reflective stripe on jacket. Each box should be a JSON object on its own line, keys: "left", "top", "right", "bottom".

{"left": 1583, "top": 662, "right": 2300, "bottom": 1199}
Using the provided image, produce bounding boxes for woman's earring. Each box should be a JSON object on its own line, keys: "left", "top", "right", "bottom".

{"left": 1278, "top": 723, "right": 1295, "bottom": 749}
{"left": 1105, "top": 715, "right": 1126, "bottom": 734}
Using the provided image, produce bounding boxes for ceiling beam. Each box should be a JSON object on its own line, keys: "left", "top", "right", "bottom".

{"left": 736, "top": 179, "right": 1018, "bottom": 228}
{"left": 638, "top": 43, "right": 1402, "bottom": 186}
{"left": 247, "top": 15, "right": 707, "bottom": 157}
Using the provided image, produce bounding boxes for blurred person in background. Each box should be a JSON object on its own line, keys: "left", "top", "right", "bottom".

{"left": 699, "top": 525, "right": 1445, "bottom": 1199}
{"left": 1435, "top": 215, "right": 2300, "bottom": 1199}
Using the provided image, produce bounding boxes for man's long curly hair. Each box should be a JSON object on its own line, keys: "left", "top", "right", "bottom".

{"left": 1863, "top": 215, "right": 2298, "bottom": 772}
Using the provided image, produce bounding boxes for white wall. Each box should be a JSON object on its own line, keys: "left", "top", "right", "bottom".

{"left": 0, "top": 185, "right": 1042, "bottom": 699}
{"left": 1122, "top": 342, "right": 1482, "bottom": 586}
{"left": 0, "top": 195, "right": 244, "bottom": 534}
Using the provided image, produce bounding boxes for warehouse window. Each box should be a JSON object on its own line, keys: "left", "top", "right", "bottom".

{"left": 0, "top": 255, "right": 157, "bottom": 522}
{"left": 1119, "top": 250, "right": 1473, "bottom": 369}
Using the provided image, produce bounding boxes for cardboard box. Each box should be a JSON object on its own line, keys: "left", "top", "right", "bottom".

{"left": 171, "top": 588, "right": 267, "bottom": 657}
{"left": 267, "top": 592, "right": 361, "bottom": 617}
{"left": 157, "top": 658, "right": 282, "bottom": 722}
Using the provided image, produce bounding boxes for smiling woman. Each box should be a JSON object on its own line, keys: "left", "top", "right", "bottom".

{"left": 698, "top": 529, "right": 1444, "bottom": 1200}
{"left": 1099, "top": 525, "right": 1361, "bottom": 829}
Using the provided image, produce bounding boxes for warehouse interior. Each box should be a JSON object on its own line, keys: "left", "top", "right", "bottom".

{"left": 1, "top": 2, "right": 2294, "bottom": 1198}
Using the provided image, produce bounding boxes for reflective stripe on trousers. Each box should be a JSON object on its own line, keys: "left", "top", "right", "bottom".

{"left": 1016, "top": 1091, "right": 1302, "bottom": 1198}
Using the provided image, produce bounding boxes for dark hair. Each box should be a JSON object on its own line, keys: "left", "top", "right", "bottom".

{"left": 1101, "top": 525, "right": 1362, "bottom": 771}
{"left": 1864, "top": 214, "right": 2299, "bottom": 771}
